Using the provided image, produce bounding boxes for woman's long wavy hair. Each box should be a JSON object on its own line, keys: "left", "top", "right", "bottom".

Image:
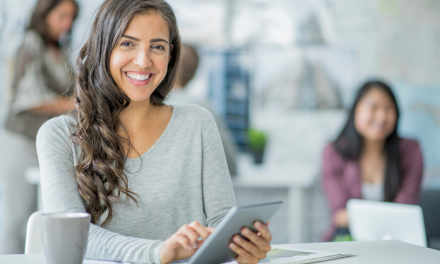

{"left": 333, "top": 80, "right": 401, "bottom": 202}
{"left": 70, "top": 0, "right": 181, "bottom": 226}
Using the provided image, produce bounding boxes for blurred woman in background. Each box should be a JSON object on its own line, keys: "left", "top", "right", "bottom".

{"left": 6, "top": 0, "right": 78, "bottom": 139}
{"left": 0, "top": 0, "right": 78, "bottom": 253}
{"left": 322, "top": 80, "right": 424, "bottom": 241}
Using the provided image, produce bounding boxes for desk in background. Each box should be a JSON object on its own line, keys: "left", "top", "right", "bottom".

{"left": 1, "top": 240, "right": 439, "bottom": 264}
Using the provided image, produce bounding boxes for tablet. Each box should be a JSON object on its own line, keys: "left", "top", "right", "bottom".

{"left": 188, "top": 201, "right": 283, "bottom": 264}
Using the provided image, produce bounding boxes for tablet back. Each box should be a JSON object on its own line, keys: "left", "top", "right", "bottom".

{"left": 189, "top": 201, "right": 282, "bottom": 264}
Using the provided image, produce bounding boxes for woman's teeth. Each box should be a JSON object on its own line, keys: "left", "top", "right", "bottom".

{"left": 127, "top": 72, "right": 151, "bottom": 81}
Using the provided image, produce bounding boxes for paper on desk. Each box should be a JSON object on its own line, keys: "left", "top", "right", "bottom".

{"left": 224, "top": 245, "right": 353, "bottom": 264}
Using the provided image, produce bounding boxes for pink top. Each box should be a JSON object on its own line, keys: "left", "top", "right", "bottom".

{"left": 321, "top": 138, "right": 424, "bottom": 241}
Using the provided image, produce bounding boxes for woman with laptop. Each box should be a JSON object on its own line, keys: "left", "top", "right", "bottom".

{"left": 322, "top": 80, "right": 424, "bottom": 241}
{"left": 36, "top": 0, "right": 272, "bottom": 263}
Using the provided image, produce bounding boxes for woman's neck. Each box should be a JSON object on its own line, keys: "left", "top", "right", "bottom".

{"left": 118, "top": 100, "right": 156, "bottom": 135}
{"left": 362, "top": 138, "right": 386, "bottom": 156}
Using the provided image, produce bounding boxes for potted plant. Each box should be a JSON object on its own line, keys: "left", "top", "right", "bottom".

{"left": 247, "top": 128, "right": 268, "bottom": 164}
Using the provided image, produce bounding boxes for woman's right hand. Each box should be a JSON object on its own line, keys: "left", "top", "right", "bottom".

{"left": 159, "top": 221, "right": 214, "bottom": 264}
{"left": 334, "top": 208, "right": 349, "bottom": 227}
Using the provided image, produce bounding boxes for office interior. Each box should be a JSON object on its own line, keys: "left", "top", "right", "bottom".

{"left": 0, "top": 0, "right": 439, "bottom": 255}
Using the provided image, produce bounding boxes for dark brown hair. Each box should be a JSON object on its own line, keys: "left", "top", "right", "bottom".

{"left": 71, "top": 0, "right": 181, "bottom": 226}
{"left": 28, "top": 0, "right": 79, "bottom": 46}
{"left": 177, "top": 44, "right": 199, "bottom": 88}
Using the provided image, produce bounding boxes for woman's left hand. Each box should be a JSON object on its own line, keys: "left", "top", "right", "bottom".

{"left": 229, "top": 221, "right": 272, "bottom": 264}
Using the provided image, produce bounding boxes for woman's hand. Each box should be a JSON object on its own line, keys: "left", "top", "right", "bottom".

{"left": 159, "top": 221, "right": 214, "bottom": 264}
{"left": 229, "top": 221, "right": 272, "bottom": 264}
{"left": 334, "top": 209, "right": 349, "bottom": 227}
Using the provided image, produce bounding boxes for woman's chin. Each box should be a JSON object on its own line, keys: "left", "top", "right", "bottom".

{"left": 366, "top": 133, "right": 390, "bottom": 142}
{"left": 127, "top": 95, "right": 152, "bottom": 104}
{"left": 122, "top": 87, "right": 156, "bottom": 104}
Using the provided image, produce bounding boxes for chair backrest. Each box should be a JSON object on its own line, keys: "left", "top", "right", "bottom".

{"left": 418, "top": 189, "right": 440, "bottom": 244}
{"left": 25, "top": 211, "right": 44, "bottom": 254}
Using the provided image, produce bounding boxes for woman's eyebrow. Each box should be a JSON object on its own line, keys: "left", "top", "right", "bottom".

{"left": 121, "top": 35, "right": 140, "bottom": 41}
{"left": 150, "top": 38, "right": 169, "bottom": 44}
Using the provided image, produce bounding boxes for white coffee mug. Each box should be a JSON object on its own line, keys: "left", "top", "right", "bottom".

{"left": 40, "top": 212, "right": 91, "bottom": 264}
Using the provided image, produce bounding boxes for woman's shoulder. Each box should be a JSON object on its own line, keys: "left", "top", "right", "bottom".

{"left": 37, "top": 115, "right": 76, "bottom": 143}
{"left": 172, "top": 104, "right": 214, "bottom": 124}
{"left": 20, "top": 30, "right": 45, "bottom": 55}
{"left": 323, "top": 142, "right": 343, "bottom": 161}
{"left": 398, "top": 138, "right": 422, "bottom": 157}
{"left": 173, "top": 103, "right": 211, "bottom": 114}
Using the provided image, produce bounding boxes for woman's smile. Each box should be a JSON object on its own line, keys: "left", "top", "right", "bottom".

{"left": 124, "top": 71, "right": 155, "bottom": 86}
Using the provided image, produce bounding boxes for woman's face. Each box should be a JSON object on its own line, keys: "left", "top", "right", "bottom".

{"left": 45, "top": 0, "right": 77, "bottom": 41}
{"left": 110, "top": 12, "right": 172, "bottom": 103}
{"left": 354, "top": 87, "right": 397, "bottom": 142}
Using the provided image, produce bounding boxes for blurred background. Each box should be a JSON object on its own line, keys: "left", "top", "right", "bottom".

{"left": 1, "top": 0, "right": 440, "bottom": 253}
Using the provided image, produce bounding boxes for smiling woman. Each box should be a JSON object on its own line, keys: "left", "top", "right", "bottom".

{"left": 35, "top": 1, "right": 273, "bottom": 264}
{"left": 321, "top": 80, "right": 424, "bottom": 241}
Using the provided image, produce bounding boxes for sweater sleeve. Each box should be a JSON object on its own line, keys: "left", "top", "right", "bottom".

{"left": 198, "top": 107, "right": 237, "bottom": 227}
{"left": 322, "top": 144, "right": 348, "bottom": 218}
{"left": 394, "top": 139, "right": 424, "bottom": 204}
{"left": 36, "top": 117, "right": 163, "bottom": 264}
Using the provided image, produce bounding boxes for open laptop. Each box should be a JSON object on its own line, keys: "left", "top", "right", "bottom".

{"left": 347, "top": 199, "right": 427, "bottom": 247}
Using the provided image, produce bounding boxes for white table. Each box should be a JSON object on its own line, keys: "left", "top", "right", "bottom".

{"left": 1, "top": 240, "right": 439, "bottom": 264}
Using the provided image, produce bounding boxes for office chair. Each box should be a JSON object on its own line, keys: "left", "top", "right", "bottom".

{"left": 419, "top": 189, "right": 440, "bottom": 249}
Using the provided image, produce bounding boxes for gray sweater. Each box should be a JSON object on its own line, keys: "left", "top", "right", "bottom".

{"left": 36, "top": 104, "right": 237, "bottom": 264}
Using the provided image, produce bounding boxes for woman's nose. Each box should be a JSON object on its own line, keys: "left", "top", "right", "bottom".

{"left": 133, "top": 49, "right": 153, "bottom": 69}
{"left": 375, "top": 109, "right": 388, "bottom": 123}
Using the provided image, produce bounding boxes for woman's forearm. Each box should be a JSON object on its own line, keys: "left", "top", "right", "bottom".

{"left": 28, "top": 97, "right": 75, "bottom": 115}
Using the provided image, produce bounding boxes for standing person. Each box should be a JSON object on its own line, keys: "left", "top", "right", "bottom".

{"left": 167, "top": 44, "right": 238, "bottom": 176}
{"left": 37, "top": 1, "right": 273, "bottom": 263}
{"left": 0, "top": 0, "right": 78, "bottom": 254}
{"left": 322, "top": 80, "right": 424, "bottom": 241}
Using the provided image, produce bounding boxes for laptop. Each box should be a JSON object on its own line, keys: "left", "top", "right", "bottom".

{"left": 347, "top": 199, "right": 427, "bottom": 247}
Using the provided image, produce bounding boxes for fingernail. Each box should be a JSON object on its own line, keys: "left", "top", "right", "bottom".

{"left": 243, "top": 228, "right": 249, "bottom": 234}
{"left": 187, "top": 245, "right": 192, "bottom": 251}
{"left": 234, "top": 236, "right": 241, "bottom": 242}
{"left": 256, "top": 222, "right": 262, "bottom": 227}
{"left": 193, "top": 242, "right": 197, "bottom": 249}
{"left": 230, "top": 243, "right": 236, "bottom": 248}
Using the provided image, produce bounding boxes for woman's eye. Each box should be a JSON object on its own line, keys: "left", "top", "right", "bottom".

{"left": 152, "top": 45, "right": 165, "bottom": 50}
{"left": 121, "top": 41, "right": 133, "bottom": 47}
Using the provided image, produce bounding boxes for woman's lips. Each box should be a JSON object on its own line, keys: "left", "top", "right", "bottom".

{"left": 124, "top": 72, "right": 154, "bottom": 86}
